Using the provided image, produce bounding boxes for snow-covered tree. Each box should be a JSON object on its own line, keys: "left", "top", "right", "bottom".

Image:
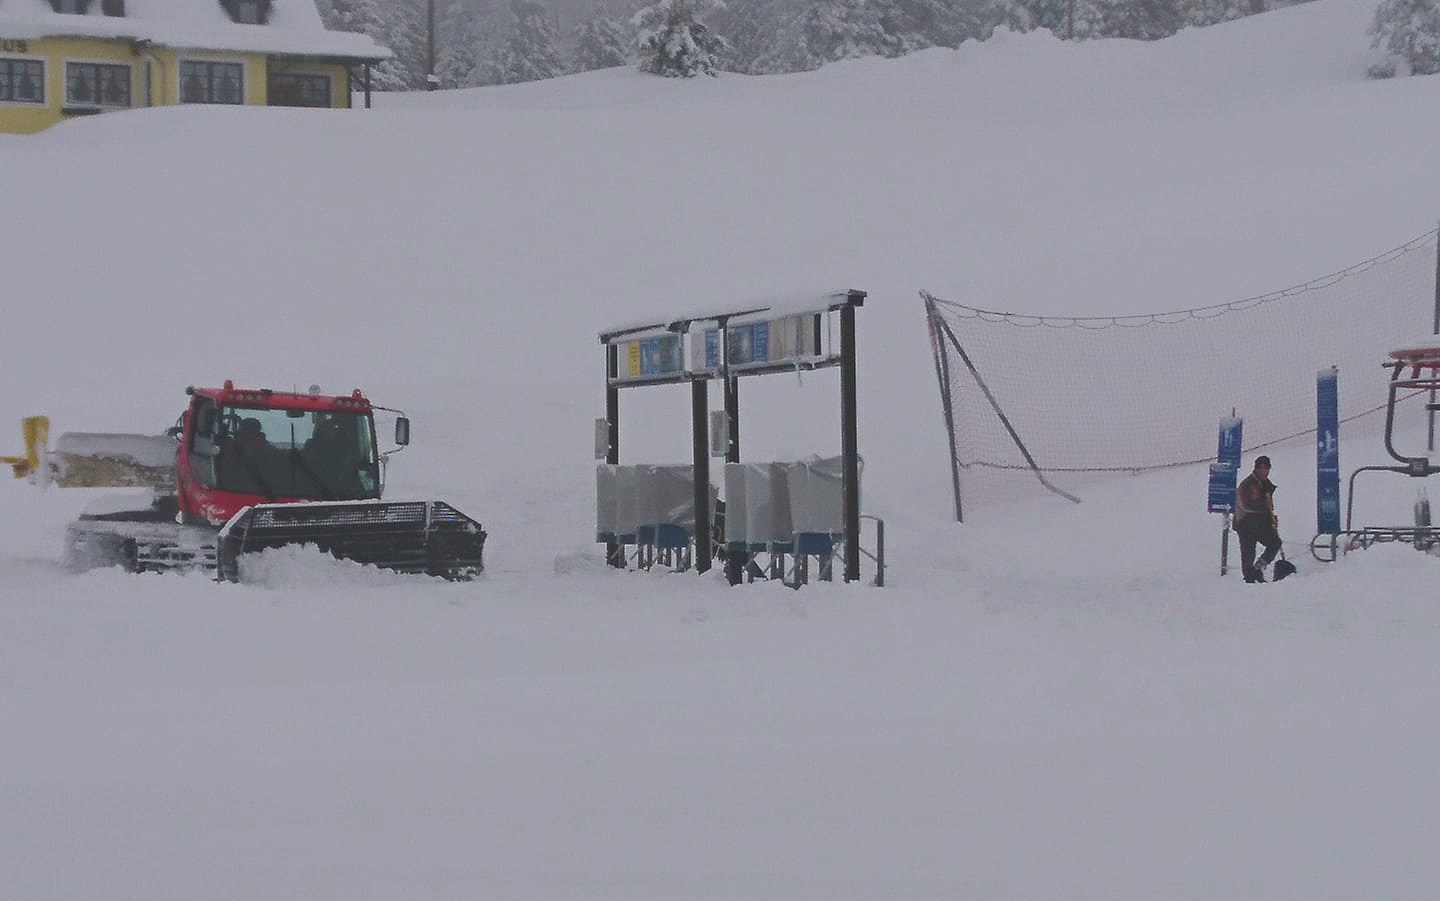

{"left": 874, "top": 0, "right": 1019, "bottom": 49}
{"left": 1183, "top": 0, "right": 1255, "bottom": 27}
{"left": 794, "top": 0, "right": 902, "bottom": 62}
{"left": 635, "top": 0, "right": 730, "bottom": 76}
{"left": 731, "top": 0, "right": 889, "bottom": 72}
{"left": 435, "top": 0, "right": 488, "bottom": 87}
{"left": 1107, "top": 0, "right": 1185, "bottom": 38}
{"left": 1059, "top": 0, "right": 1106, "bottom": 39}
{"left": 320, "top": 0, "right": 428, "bottom": 89}
{"left": 1015, "top": 0, "right": 1186, "bottom": 40}
{"left": 1370, "top": 0, "right": 1440, "bottom": 76}
{"left": 711, "top": 0, "right": 782, "bottom": 70}
{"left": 486, "top": 0, "right": 566, "bottom": 83}
{"left": 573, "top": 14, "right": 635, "bottom": 70}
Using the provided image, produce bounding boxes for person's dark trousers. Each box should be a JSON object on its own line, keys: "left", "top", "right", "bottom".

{"left": 1236, "top": 515, "right": 1283, "bottom": 583}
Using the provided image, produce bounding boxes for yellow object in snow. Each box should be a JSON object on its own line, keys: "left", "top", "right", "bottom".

{"left": 2, "top": 416, "right": 50, "bottom": 479}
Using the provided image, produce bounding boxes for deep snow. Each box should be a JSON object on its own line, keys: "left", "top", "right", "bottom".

{"left": 3, "top": 2, "right": 1440, "bottom": 898}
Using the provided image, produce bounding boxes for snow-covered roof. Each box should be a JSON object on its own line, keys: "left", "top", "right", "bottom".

{"left": 0, "top": 0, "right": 390, "bottom": 61}
{"left": 599, "top": 290, "right": 865, "bottom": 344}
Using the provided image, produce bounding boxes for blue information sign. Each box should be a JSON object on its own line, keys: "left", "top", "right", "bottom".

{"left": 1316, "top": 368, "right": 1341, "bottom": 534}
{"left": 1208, "top": 416, "right": 1243, "bottom": 513}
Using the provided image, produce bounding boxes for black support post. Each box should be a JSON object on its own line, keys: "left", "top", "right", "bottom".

{"left": 724, "top": 376, "right": 740, "bottom": 463}
{"left": 691, "top": 378, "right": 711, "bottom": 573}
{"left": 840, "top": 300, "right": 861, "bottom": 583}
{"left": 720, "top": 321, "right": 747, "bottom": 585}
{"left": 605, "top": 345, "right": 622, "bottom": 568}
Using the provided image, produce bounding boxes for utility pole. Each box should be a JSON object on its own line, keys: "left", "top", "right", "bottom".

{"left": 426, "top": 0, "right": 439, "bottom": 90}
{"left": 1067, "top": 0, "right": 1074, "bottom": 40}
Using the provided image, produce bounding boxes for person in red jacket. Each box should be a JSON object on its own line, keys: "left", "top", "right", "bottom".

{"left": 1235, "top": 455, "right": 1282, "bottom": 583}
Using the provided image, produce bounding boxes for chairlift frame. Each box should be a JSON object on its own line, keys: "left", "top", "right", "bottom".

{"left": 597, "top": 290, "right": 868, "bottom": 584}
{"left": 1312, "top": 343, "right": 1440, "bottom": 561}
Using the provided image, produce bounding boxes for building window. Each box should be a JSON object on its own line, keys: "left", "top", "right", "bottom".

{"left": 101, "top": 0, "right": 125, "bottom": 16}
{"left": 67, "top": 62, "right": 132, "bottom": 108}
{"left": 268, "top": 73, "right": 330, "bottom": 108}
{"left": 0, "top": 58, "right": 45, "bottom": 104}
{"left": 179, "top": 61, "right": 244, "bottom": 104}
{"left": 51, "top": 0, "right": 91, "bottom": 12}
{"left": 220, "top": 0, "right": 270, "bottom": 25}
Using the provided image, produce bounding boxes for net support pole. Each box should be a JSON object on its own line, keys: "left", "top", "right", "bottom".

{"left": 840, "top": 300, "right": 861, "bottom": 583}
{"left": 690, "top": 378, "right": 712, "bottom": 573}
{"left": 924, "top": 292, "right": 965, "bottom": 522}
{"left": 605, "top": 345, "right": 622, "bottom": 568}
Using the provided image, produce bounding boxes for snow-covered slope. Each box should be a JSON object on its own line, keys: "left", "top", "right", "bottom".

{"left": 3, "top": 3, "right": 1439, "bottom": 898}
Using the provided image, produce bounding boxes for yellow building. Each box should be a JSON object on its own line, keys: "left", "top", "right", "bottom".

{"left": 0, "top": 0, "right": 390, "bottom": 134}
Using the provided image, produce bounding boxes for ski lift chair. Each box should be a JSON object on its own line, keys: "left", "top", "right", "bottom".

{"left": 1313, "top": 341, "right": 1440, "bottom": 561}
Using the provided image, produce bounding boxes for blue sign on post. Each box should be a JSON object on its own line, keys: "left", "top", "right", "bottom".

{"left": 1208, "top": 416, "right": 1243, "bottom": 513}
{"left": 1316, "top": 367, "right": 1341, "bottom": 534}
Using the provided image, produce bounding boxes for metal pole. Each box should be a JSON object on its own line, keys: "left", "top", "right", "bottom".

{"left": 720, "top": 320, "right": 745, "bottom": 585}
{"left": 840, "top": 301, "right": 861, "bottom": 583}
{"left": 605, "top": 345, "right": 622, "bottom": 568}
{"left": 1066, "top": 0, "right": 1074, "bottom": 39}
{"left": 924, "top": 293, "right": 964, "bottom": 522}
{"left": 427, "top": 0, "right": 437, "bottom": 89}
{"left": 691, "top": 378, "right": 711, "bottom": 573}
{"left": 1430, "top": 222, "right": 1439, "bottom": 452}
{"left": 725, "top": 374, "right": 740, "bottom": 463}
{"left": 1219, "top": 513, "right": 1230, "bottom": 576}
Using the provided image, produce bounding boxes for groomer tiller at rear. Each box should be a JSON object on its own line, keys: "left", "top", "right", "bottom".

{"left": 24, "top": 382, "right": 486, "bottom": 582}
{"left": 1234, "top": 454, "right": 1283, "bottom": 583}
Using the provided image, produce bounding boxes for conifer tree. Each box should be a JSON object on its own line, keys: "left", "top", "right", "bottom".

{"left": 320, "top": 0, "right": 427, "bottom": 89}
{"left": 489, "top": 0, "right": 566, "bottom": 83}
{"left": 635, "top": 0, "right": 730, "bottom": 76}
{"left": 573, "top": 14, "right": 635, "bottom": 70}
{"left": 1369, "top": 0, "right": 1440, "bottom": 75}
{"left": 1183, "top": 0, "right": 1254, "bottom": 26}
{"left": 714, "top": 0, "right": 787, "bottom": 71}
{"left": 794, "top": 0, "right": 901, "bottom": 64}
{"left": 436, "top": 0, "right": 487, "bottom": 86}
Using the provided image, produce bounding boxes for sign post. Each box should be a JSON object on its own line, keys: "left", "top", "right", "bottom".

{"left": 1316, "top": 367, "right": 1341, "bottom": 537}
{"left": 1208, "top": 414, "right": 1243, "bottom": 575}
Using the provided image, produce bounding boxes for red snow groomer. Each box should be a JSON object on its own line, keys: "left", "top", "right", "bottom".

{"left": 11, "top": 382, "right": 485, "bottom": 582}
